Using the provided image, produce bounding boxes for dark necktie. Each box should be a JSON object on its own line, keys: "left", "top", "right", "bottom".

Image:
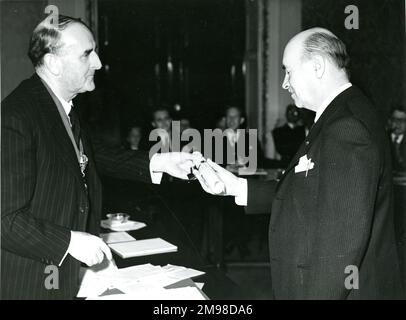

{"left": 68, "top": 107, "right": 81, "bottom": 147}
{"left": 394, "top": 137, "right": 402, "bottom": 162}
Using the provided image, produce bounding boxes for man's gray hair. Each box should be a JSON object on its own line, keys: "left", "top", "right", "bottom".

{"left": 28, "top": 15, "right": 92, "bottom": 68}
{"left": 302, "top": 31, "right": 350, "bottom": 77}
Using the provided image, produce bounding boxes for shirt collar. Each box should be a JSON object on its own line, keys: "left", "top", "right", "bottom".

{"left": 314, "top": 82, "right": 352, "bottom": 123}
{"left": 226, "top": 129, "right": 240, "bottom": 144}
{"left": 39, "top": 76, "right": 73, "bottom": 116}
{"left": 392, "top": 133, "right": 404, "bottom": 144}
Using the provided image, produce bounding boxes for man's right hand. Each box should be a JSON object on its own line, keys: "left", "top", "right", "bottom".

{"left": 68, "top": 231, "right": 112, "bottom": 266}
{"left": 193, "top": 158, "right": 246, "bottom": 197}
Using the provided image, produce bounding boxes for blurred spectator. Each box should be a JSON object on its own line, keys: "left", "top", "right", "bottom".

{"left": 177, "top": 115, "right": 196, "bottom": 153}
{"left": 145, "top": 107, "right": 173, "bottom": 152}
{"left": 126, "top": 124, "right": 143, "bottom": 150}
{"left": 387, "top": 106, "right": 406, "bottom": 172}
{"left": 221, "top": 106, "right": 264, "bottom": 258}
{"left": 222, "top": 105, "right": 264, "bottom": 169}
{"left": 215, "top": 115, "right": 226, "bottom": 130}
{"left": 272, "top": 104, "right": 307, "bottom": 167}
{"left": 180, "top": 117, "right": 191, "bottom": 134}
{"left": 151, "top": 107, "right": 172, "bottom": 134}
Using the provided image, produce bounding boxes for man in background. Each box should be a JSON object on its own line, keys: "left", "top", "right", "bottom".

{"left": 148, "top": 107, "right": 173, "bottom": 152}
{"left": 126, "top": 123, "right": 144, "bottom": 151}
{"left": 223, "top": 105, "right": 264, "bottom": 169}
{"left": 387, "top": 106, "right": 406, "bottom": 172}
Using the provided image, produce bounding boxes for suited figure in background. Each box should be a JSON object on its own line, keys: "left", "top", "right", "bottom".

{"left": 387, "top": 107, "right": 406, "bottom": 173}
{"left": 125, "top": 123, "right": 144, "bottom": 151}
{"left": 1, "top": 15, "right": 199, "bottom": 299}
{"left": 273, "top": 104, "right": 307, "bottom": 167}
{"left": 223, "top": 105, "right": 264, "bottom": 170}
{"left": 147, "top": 107, "right": 173, "bottom": 153}
{"left": 196, "top": 28, "right": 403, "bottom": 299}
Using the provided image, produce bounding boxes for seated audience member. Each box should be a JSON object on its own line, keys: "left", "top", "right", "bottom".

{"left": 126, "top": 123, "right": 143, "bottom": 150}
{"left": 180, "top": 117, "right": 191, "bottom": 134}
{"left": 272, "top": 104, "right": 307, "bottom": 167}
{"left": 178, "top": 115, "right": 196, "bottom": 153}
{"left": 144, "top": 106, "right": 173, "bottom": 153}
{"left": 215, "top": 114, "right": 227, "bottom": 131}
{"left": 221, "top": 106, "right": 265, "bottom": 258}
{"left": 387, "top": 106, "right": 406, "bottom": 173}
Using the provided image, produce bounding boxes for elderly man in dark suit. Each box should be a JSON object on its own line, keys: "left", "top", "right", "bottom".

{"left": 1, "top": 15, "right": 200, "bottom": 300}
{"left": 195, "top": 28, "right": 403, "bottom": 299}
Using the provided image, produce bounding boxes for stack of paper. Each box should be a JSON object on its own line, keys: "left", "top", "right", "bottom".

{"left": 87, "top": 286, "right": 206, "bottom": 300}
{"left": 114, "top": 264, "right": 205, "bottom": 293}
{"left": 108, "top": 238, "right": 177, "bottom": 258}
{"left": 77, "top": 259, "right": 119, "bottom": 298}
{"left": 78, "top": 262, "right": 206, "bottom": 299}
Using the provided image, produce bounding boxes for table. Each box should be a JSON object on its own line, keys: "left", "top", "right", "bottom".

{"left": 101, "top": 176, "right": 252, "bottom": 299}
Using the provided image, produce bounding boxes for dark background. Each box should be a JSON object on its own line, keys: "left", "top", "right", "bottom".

{"left": 92, "top": 0, "right": 246, "bottom": 139}
{"left": 73, "top": 0, "right": 405, "bottom": 147}
{"left": 302, "top": 0, "right": 405, "bottom": 118}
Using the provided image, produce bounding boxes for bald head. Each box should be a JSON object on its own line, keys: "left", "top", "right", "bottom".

{"left": 282, "top": 28, "right": 350, "bottom": 111}
{"left": 287, "top": 28, "right": 350, "bottom": 77}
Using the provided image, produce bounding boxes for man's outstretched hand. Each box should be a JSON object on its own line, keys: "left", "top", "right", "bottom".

{"left": 150, "top": 152, "right": 204, "bottom": 180}
{"left": 193, "top": 158, "right": 246, "bottom": 197}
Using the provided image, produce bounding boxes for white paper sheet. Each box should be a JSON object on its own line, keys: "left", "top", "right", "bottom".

{"left": 108, "top": 238, "right": 177, "bottom": 258}
{"left": 100, "top": 231, "right": 136, "bottom": 244}
{"left": 77, "top": 259, "right": 119, "bottom": 298}
{"left": 87, "top": 286, "right": 206, "bottom": 300}
{"left": 77, "top": 262, "right": 206, "bottom": 299}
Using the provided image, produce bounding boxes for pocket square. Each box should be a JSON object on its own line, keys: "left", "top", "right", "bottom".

{"left": 295, "top": 155, "right": 315, "bottom": 175}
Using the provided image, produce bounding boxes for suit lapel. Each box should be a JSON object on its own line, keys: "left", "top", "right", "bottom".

{"left": 277, "top": 86, "right": 354, "bottom": 188}
{"left": 30, "top": 74, "right": 85, "bottom": 185}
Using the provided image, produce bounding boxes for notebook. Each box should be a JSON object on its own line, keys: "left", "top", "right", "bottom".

{"left": 100, "top": 232, "right": 136, "bottom": 244}
{"left": 108, "top": 238, "right": 178, "bottom": 258}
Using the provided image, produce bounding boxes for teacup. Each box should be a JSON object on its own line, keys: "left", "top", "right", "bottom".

{"left": 106, "top": 213, "right": 130, "bottom": 226}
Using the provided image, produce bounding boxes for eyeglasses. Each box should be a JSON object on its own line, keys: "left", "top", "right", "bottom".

{"left": 390, "top": 118, "right": 406, "bottom": 123}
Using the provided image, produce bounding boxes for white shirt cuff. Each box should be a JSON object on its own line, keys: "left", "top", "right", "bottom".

{"left": 149, "top": 154, "right": 163, "bottom": 184}
{"left": 58, "top": 231, "right": 72, "bottom": 266}
{"left": 234, "top": 178, "right": 248, "bottom": 206}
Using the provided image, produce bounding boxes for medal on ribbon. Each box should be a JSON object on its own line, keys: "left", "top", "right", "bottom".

{"left": 79, "top": 153, "right": 88, "bottom": 177}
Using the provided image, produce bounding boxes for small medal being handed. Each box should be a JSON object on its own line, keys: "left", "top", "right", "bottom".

{"left": 79, "top": 153, "right": 88, "bottom": 177}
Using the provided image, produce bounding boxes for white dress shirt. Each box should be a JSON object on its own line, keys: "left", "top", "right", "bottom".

{"left": 314, "top": 82, "right": 352, "bottom": 123}
{"left": 392, "top": 133, "right": 404, "bottom": 145}
{"left": 234, "top": 82, "right": 352, "bottom": 207}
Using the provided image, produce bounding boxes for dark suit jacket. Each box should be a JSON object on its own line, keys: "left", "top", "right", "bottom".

{"left": 245, "top": 86, "right": 404, "bottom": 299}
{"left": 388, "top": 133, "right": 406, "bottom": 172}
{"left": 1, "top": 74, "right": 152, "bottom": 299}
{"left": 272, "top": 124, "right": 306, "bottom": 167}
